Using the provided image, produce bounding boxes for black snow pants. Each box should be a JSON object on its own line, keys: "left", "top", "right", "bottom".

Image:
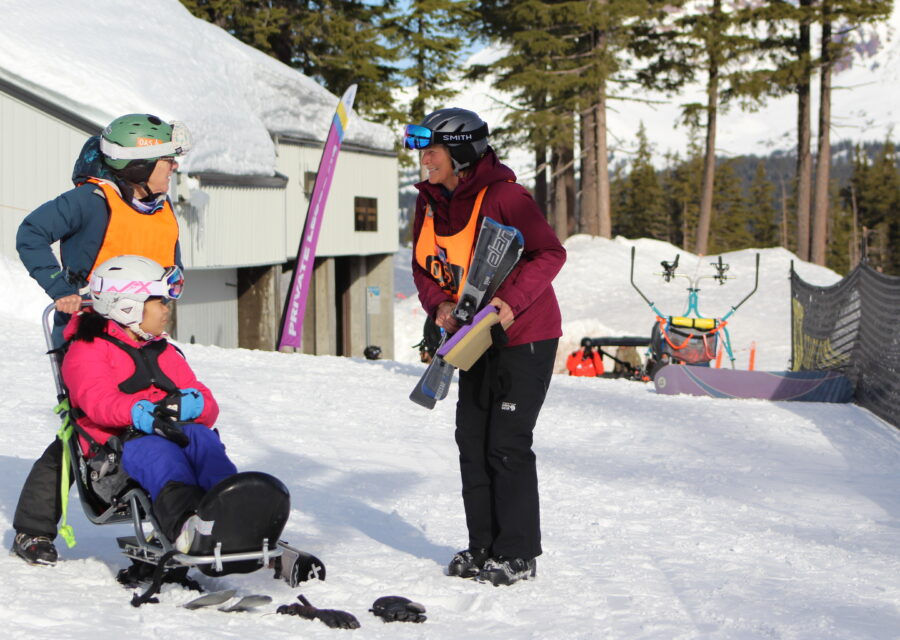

{"left": 454, "top": 337, "right": 557, "bottom": 560}
{"left": 14, "top": 438, "right": 69, "bottom": 539}
{"left": 14, "top": 315, "right": 73, "bottom": 539}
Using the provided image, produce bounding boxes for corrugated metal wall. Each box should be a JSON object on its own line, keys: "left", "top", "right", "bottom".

{"left": 174, "top": 267, "right": 239, "bottom": 348}
{"left": 0, "top": 91, "right": 92, "bottom": 256}
{"left": 276, "top": 141, "right": 399, "bottom": 259}
{"left": 1, "top": 85, "right": 400, "bottom": 353}
{"left": 176, "top": 184, "right": 287, "bottom": 269}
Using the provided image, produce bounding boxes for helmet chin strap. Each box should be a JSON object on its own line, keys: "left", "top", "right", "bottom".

{"left": 126, "top": 319, "right": 154, "bottom": 341}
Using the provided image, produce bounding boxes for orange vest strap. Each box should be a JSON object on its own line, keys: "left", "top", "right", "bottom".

{"left": 415, "top": 186, "right": 490, "bottom": 301}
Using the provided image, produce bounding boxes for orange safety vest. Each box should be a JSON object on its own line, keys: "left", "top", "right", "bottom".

{"left": 414, "top": 186, "right": 489, "bottom": 301}
{"left": 87, "top": 179, "right": 179, "bottom": 275}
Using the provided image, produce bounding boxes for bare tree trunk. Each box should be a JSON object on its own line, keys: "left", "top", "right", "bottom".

{"left": 780, "top": 176, "right": 790, "bottom": 249}
{"left": 811, "top": 9, "right": 832, "bottom": 266}
{"left": 596, "top": 82, "right": 612, "bottom": 238}
{"left": 551, "top": 147, "right": 568, "bottom": 241}
{"left": 849, "top": 184, "right": 860, "bottom": 269}
{"left": 581, "top": 105, "right": 599, "bottom": 235}
{"left": 534, "top": 144, "right": 548, "bottom": 218}
{"left": 796, "top": 0, "right": 813, "bottom": 261}
{"left": 564, "top": 146, "right": 577, "bottom": 236}
{"left": 695, "top": 57, "right": 718, "bottom": 255}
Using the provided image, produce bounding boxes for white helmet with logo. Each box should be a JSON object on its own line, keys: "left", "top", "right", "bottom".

{"left": 89, "top": 255, "right": 184, "bottom": 339}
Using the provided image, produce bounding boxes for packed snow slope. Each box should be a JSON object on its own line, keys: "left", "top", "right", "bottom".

{"left": 3, "top": 238, "right": 900, "bottom": 639}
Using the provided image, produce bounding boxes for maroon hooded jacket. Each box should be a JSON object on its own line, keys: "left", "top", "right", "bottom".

{"left": 412, "top": 149, "right": 566, "bottom": 347}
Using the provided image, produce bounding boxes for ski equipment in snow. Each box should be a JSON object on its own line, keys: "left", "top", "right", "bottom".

{"left": 182, "top": 589, "right": 237, "bottom": 610}
{"left": 653, "top": 364, "right": 854, "bottom": 402}
{"left": 273, "top": 540, "right": 326, "bottom": 586}
{"left": 630, "top": 248, "right": 759, "bottom": 377}
{"left": 278, "top": 84, "right": 357, "bottom": 350}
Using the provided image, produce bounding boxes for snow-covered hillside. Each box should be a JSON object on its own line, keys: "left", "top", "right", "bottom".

{"left": 3, "top": 240, "right": 900, "bottom": 639}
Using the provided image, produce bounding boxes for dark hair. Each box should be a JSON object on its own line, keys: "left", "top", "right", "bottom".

{"left": 73, "top": 309, "right": 108, "bottom": 342}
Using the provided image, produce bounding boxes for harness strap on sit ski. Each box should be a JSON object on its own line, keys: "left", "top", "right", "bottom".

{"left": 54, "top": 398, "right": 77, "bottom": 549}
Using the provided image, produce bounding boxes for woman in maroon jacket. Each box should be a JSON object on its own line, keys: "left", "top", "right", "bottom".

{"left": 405, "top": 108, "right": 566, "bottom": 586}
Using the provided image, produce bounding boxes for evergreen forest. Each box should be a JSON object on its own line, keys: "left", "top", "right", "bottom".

{"left": 181, "top": 0, "right": 898, "bottom": 276}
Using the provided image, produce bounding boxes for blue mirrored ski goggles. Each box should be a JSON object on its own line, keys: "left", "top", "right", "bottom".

{"left": 403, "top": 124, "right": 435, "bottom": 150}
{"left": 402, "top": 123, "right": 490, "bottom": 150}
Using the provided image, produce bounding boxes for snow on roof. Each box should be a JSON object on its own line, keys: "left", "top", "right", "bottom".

{"left": 0, "top": 0, "right": 395, "bottom": 176}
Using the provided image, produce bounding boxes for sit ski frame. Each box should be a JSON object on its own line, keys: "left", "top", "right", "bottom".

{"left": 42, "top": 303, "right": 286, "bottom": 605}
{"left": 629, "top": 248, "right": 759, "bottom": 369}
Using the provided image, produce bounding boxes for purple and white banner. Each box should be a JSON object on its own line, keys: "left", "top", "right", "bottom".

{"left": 278, "top": 84, "right": 357, "bottom": 350}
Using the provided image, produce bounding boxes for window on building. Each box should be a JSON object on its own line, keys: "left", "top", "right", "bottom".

{"left": 304, "top": 171, "right": 317, "bottom": 199}
{"left": 355, "top": 197, "right": 378, "bottom": 232}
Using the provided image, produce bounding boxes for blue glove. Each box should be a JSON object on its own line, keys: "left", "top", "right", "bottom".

{"left": 155, "top": 388, "right": 204, "bottom": 422}
{"left": 131, "top": 400, "right": 157, "bottom": 434}
{"left": 178, "top": 388, "right": 204, "bottom": 421}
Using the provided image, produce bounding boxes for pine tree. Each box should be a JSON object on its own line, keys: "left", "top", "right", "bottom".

{"left": 747, "top": 161, "right": 779, "bottom": 247}
{"left": 642, "top": 1, "right": 771, "bottom": 255}
{"left": 709, "top": 160, "right": 753, "bottom": 254}
{"left": 383, "top": 0, "right": 477, "bottom": 124}
{"left": 180, "top": 0, "right": 400, "bottom": 122}
{"left": 850, "top": 140, "right": 900, "bottom": 274}
{"left": 811, "top": 0, "right": 892, "bottom": 266}
{"left": 617, "top": 123, "right": 666, "bottom": 240}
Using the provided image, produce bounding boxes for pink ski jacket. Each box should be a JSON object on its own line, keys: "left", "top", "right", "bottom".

{"left": 61, "top": 313, "right": 219, "bottom": 452}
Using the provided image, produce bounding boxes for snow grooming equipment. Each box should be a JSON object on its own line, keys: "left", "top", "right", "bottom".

{"left": 410, "top": 217, "right": 524, "bottom": 409}
{"left": 629, "top": 247, "right": 759, "bottom": 377}
{"left": 41, "top": 304, "right": 325, "bottom": 606}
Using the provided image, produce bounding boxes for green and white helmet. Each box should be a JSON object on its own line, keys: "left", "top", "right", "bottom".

{"left": 100, "top": 113, "right": 191, "bottom": 173}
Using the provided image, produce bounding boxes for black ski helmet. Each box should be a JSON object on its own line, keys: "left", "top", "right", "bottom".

{"left": 419, "top": 108, "right": 489, "bottom": 173}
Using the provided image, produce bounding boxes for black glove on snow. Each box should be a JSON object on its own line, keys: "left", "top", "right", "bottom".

{"left": 370, "top": 595, "right": 427, "bottom": 623}
{"left": 277, "top": 594, "right": 360, "bottom": 629}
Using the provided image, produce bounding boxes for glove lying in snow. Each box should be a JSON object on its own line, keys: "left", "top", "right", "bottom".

{"left": 276, "top": 594, "right": 360, "bottom": 629}
{"left": 369, "top": 595, "right": 427, "bottom": 623}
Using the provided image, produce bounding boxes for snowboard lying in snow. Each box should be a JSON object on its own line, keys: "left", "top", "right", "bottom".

{"left": 653, "top": 364, "right": 854, "bottom": 403}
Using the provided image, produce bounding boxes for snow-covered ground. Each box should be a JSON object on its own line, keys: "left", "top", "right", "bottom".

{"left": 3, "top": 240, "right": 900, "bottom": 639}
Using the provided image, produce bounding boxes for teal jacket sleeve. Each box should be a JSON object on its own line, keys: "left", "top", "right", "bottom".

{"left": 16, "top": 184, "right": 108, "bottom": 300}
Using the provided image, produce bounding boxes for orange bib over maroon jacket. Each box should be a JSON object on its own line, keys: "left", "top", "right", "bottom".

{"left": 414, "top": 186, "right": 488, "bottom": 301}
{"left": 87, "top": 179, "right": 179, "bottom": 274}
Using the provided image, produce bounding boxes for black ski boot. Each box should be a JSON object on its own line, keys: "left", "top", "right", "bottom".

{"left": 477, "top": 556, "right": 536, "bottom": 586}
{"left": 10, "top": 532, "right": 58, "bottom": 566}
{"left": 447, "top": 547, "right": 489, "bottom": 578}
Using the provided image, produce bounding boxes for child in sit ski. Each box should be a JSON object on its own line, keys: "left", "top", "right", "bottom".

{"left": 61, "top": 254, "right": 237, "bottom": 551}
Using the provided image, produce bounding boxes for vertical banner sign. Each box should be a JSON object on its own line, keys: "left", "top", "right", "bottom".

{"left": 278, "top": 84, "right": 358, "bottom": 350}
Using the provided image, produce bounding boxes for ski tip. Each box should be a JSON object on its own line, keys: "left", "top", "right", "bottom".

{"left": 182, "top": 589, "right": 237, "bottom": 610}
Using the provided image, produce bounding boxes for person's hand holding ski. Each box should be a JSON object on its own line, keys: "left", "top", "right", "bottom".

{"left": 434, "top": 300, "right": 461, "bottom": 333}
{"left": 489, "top": 297, "right": 514, "bottom": 328}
